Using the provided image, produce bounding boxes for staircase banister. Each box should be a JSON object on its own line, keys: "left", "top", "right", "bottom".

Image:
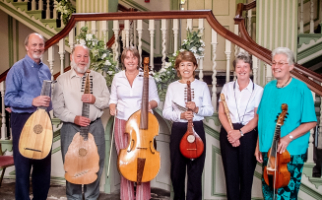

{"left": 235, "top": 1, "right": 256, "bottom": 19}
{"left": 0, "top": 69, "right": 10, "bottom": 83}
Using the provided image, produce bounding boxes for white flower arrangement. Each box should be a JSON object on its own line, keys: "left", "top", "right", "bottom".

{"left": 76, "top": 27, "right": 119, "bottom": 87}
{"left": 55, "top": 0, "right": 76, "bottom": 25}
{"left": 154, "top": 29, "right": 205, "bottom": 101}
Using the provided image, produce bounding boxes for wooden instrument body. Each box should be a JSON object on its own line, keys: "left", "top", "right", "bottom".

{"left": 19, "top": 108, "right": 53, "bottom": 159}
{"left": 118, "top": 110, "right": 160, "bottom": 182}
{"left": 64, "top": 132, "right": 100, "bottom": 184}
{"left": 263, "top": 103, "right": 291, "bottom": 190}
{"left": 179, "top": 81, "right": 204, "bottom": 160}
{"left": 63, "top": 71, "right": 100, "bottom": 185}
{"left": 264, "top": 148, "right": 291, "bottom": 189}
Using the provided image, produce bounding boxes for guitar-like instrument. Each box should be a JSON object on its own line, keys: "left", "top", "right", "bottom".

{"left": 263, "top": 104, "right": 291, "bottom": 198}
{"left": 64, "top": 71, "right": 100, "bottom": 185}
{"left": 19, "top": 80, "right": 53, "bottom": 160}
{"left": 179, "top": 81, "right": 204, "bottom": 161}
{"left": 118, "top": 57, "right": 160, "bottom": 184}
{"left": 220, "top": 93, "right": 233, "bottom": 129}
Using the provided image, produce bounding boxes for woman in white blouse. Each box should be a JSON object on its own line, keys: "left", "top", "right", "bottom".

{"left": 109, "top": 46, "right": 160, "bottom": 200}
{"left": 218, "top": 52, "right": 263, "bottom": 200}
{"left": 163, "top": 51, "right": 214, "bottom": 200}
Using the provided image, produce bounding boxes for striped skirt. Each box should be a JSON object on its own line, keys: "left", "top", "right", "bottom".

{"left": 114, "top": 117, "right": 151, "bottom": 200}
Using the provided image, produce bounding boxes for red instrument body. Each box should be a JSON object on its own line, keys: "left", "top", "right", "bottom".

{"left": 179, "top": 81, "right": 204, "bottom": 160}
{"left": 263, "top": 104, "right": 291, "bottom": 192}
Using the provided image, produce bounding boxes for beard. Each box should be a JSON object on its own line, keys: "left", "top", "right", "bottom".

{"left": 71, "top": 59, "right": 90, "bottom": 74}
{"left": 31, "top": 51, "right": 43, "bottom": 59}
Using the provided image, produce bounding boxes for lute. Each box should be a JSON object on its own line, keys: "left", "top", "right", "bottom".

{"left": 179, "top": 81, "right": 204, "bottom": 160}
{"left": 64, "top": 71, "right": 100, "bottom": 185}
{"left": 19, "top": 80, "right": 53, "bottom": 160}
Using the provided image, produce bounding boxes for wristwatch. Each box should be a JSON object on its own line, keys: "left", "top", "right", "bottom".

{"left": 289, "top": 134, "right": 294, "bottom": 140}
{"left": 239, "top": 129, "right": 244, "bottom": 137}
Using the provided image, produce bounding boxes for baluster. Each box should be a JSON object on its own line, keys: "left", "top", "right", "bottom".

{"left": 31, "top": 0, "right": 36, "bottom": 10}
{"left": 91, "top": 21, "right": 97, "bottom": 35}
{"left": 161, "top": 19, "right": 167, "bottom": 68}
{"left": 186, "top": 19, "right": 192, "bottom": 31}
{"left": 101, "top": 21, "right": 108, "bottom": 44}
{"left": 53, "top": 1, "right": 57, "bottom": 20}
{"left": 225, "top": 40, "right": 231, "bottom": 83}
{"left": 300, "top": 0, "right": 304, "bottom": 34}
{"left": 46, "top": 0, "right": 50, "bottom": 19}
{"left": 252, "top": 56, "right": 259, "bottom": 84}
{"left": 78, "top": 21, "right": 86, "bottom": 36}
{"left": 47, "top": 46, "right": 55, "bottom": 118}
{"left": 130, "top": 21, "right": 134, "bottom": 46}
{"left": 1, "top": 81, "right": 6, "bottom": 140}
{"left": 38, "top": 0, "right": 43, "bottom": 11}
{"left": 310, "top": 0, "right": 314, "bottom": 34}
{"left": 137, "top": 20, "right": 143, "bottom": 66}
{"left": 211, "top": 30, "right": 218, "bottom": 111}
{"left": 133, "top": 20, "right": 137, "bottom": 47}
{"left": 266, "top": 64, "right": 272, "bottom": 83}
{"left": 247, "top": 9, "right": 252, "bottom": 36}
{"left": 149, "top": 20, "right": 155, "bottom": 69}
{"left": 59, "top": 39, "right": 65, "bottom": 75}
{"left": 124, "top": 20, "right": 130, "bottom": 48}
{"left": 173, "top": 19, "right": 179, "bottom": 52}
{"left": 18, "top": 0, "right": 22, "bottom": 2}
{"left": 307, "top": 91, "right": 316, "bottom": 167}
{"left": 198, "top": 19, "right": 204, "bottom": 81}
{"left": 68, "top": 27, "right": 75, "bottom": 52}
{"left": 121, "top": 30, "right": 126, "bottom": 49}
{"left": 234, "top": 24, "right": 240, "bottom": 56}
{"left": 113, "top": 20, "right": 120, "bottom": 68}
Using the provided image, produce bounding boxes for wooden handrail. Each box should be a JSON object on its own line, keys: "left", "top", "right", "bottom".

{"left": 53, "top": 66, "right": 71, "bottom": 80}
{"left": 0, "top": 69, "right": 10, "bottom": 83}
{"left": 235, "top": 1, "right": 256, "bottom": 19}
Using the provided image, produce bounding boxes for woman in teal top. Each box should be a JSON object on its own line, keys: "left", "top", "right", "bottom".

{"left": 255, "top": 47, "right": 317, "bottom": 200}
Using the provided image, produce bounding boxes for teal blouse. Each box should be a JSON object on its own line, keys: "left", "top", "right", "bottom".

{"left": 257, "top": 78, "right": 317, "bottom": 155}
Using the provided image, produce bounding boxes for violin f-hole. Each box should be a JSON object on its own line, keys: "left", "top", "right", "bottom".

{"left": 149, "top": 141, "right": 155, "bottom": 154}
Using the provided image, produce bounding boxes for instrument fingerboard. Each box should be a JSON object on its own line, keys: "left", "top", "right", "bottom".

{"left": 184, "top": 87, "right": 194, "bottom": 103}
{"left": 140, "top": 57, "right": 150, "bottom": 130}
{"left": 39, "top": 80, "right": 52, "bottom": 109}
{"left": 80, "top": 72, "right": 93, "bottom": 140}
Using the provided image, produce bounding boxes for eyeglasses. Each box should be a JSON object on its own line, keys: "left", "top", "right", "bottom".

{"left": 272, "top": 62, "right": 289, "bottom": 67}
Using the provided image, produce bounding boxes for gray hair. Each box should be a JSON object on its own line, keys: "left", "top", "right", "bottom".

{"left": 71, "top": 44, "right": 90, "bottom": 55}
{"left": 272, "top": 47, "right": 295, "bottom": 65}
{"left": 24, "top": 33, "right": 44, "bottom": 46}
{"left": 233, "top": 51, "right": 252, "bottom": 70}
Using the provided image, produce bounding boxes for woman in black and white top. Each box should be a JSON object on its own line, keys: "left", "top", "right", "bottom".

{"left": 218, "top": 52, "right": 263, "bottom": 200}
{"left": 163, "top": 51, "right": 214, "bottom": 200}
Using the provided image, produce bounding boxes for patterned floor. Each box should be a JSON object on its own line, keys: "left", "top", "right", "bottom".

{"left": 0, "top": 179, "right": 170, "bottom": 200}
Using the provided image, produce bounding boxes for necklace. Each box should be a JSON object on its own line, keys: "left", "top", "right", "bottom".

{"left": 276, "top": 76, "right": 292, "bottom": 88}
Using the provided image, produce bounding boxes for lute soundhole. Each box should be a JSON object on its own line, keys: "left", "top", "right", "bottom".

{"left": 79, "top": 148, "right": 88, "bottom": 157}
{"left": 33, "top": 124, "right": 43, "bottom": 134}
{"left": 187, "top": 135, "right": 196, "bottom": 143}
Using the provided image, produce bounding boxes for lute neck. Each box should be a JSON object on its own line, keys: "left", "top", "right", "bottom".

{"left": 38, "top": 80, "right": 51, "bottom": 110}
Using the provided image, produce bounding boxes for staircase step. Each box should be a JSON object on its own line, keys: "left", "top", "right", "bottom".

{"left": 12, "top": 2, "right": 28, "bottom": 12}
{"left": 40, "top": 18, "right": 58, "bottom": 29}
{"left": 26, "top": 10, "right": 43, "bottom": 20}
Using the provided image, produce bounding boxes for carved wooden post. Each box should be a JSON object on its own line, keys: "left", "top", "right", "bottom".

{"left": 266, "top": 64, "right": 272, "bottom": 83}
{"left": 198, "top": 18, "right": 204, "bottom": 81}
{"left": 68, "top": 27, "right": 75, "bottom": 52}
{"left": 46, "top": 0, "right": 50, "bottom": 19}
{"left": 300, "top": 0, "right": 304, "bottom": 34}
{"left": 1, "top": 81, "right": 6, "bottom": 140}
{"left": 149, "top": 20, "right": 155, "bottom": 69}
{"left": 161, "top": 19, "right": 167, "bottom": 68}
{"left": 173, "top": 19, "right": 179, "bottom": 52}
{"left": 113, "top": 20, "right": 120, "bottom": 68}
{"left": 124, "top": 20, "right": 130, "bottom": 48}
{"left": 58, "top": 39, "right": 65, "bottom": 75}
{"left": 225, "top": 40, "right": 231, "bottom": 83}
{"left": 137, "top": 20, "right": 143, "bottom": 66}
{"left": 211, "top": 30, "right": 218, "bottom": 111}
{"left": 38, "top": 0, "right": 43, "bottom": 11}
{"left": 310, "top": 0, "right": 314, "bottom": 34}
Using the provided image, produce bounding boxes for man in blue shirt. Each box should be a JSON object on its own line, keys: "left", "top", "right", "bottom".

{"left": 5, "top": 33, "right": 52, "bottom": 200}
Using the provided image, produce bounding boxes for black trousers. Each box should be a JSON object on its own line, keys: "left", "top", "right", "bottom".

{"left": 170, "top": 121, "right": 206, "bottom": 200}
{"left": 11, "top": 112, "right": 51, "bottom": 200}
{"left": 219, "top": 123, "right": 258, "bottom": 200}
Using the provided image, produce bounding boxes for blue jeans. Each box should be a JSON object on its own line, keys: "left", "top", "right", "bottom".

{"left": 11, "top": 112, "right": 51, "bottom": 200}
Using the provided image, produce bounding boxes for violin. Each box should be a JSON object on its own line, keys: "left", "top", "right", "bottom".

{"left": 263, "top": 104, "right": 291, "bottom": 195}
{"left": 118, "top": 57, "right": 160, "bottom": 184}
{"left": 179, "top": 81, "right": 204, "bottom": 161}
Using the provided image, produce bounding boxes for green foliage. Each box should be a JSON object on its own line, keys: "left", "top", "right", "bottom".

{"left": 55, "top": 0, "right": 76, "bottom": 25}
{"left": 76, "top": 27, "right": 119, "bottom": 87}
{"left": 154, "top": 29, "right": 205, "bottom": 101}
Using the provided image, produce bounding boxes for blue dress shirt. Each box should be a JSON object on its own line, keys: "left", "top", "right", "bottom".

{"left": 5, "top": 55, "right": 52, "bottom": 113}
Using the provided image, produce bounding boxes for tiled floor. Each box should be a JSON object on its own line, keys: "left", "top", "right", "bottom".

{"left": 0, "top": 179, "right": 170, "bottom": 200}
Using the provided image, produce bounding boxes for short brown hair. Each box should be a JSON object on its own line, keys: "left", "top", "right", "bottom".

{"left": 174, "top": 51, "right": 198, "bottom": 78}
{"left": 121, "top": 46, "right": 140, "bottom": 70}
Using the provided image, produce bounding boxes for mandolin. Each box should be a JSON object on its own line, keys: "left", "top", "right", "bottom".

{"left": 118, "top": 57, "right": 160, "bottom": 184}
{"left": 263, "top": 104, "right": 291, "bottom": 195}
{"left": 179, "top": 81, "right": 204, "bottom": 161}
{"left": 64, "top": 71, "right": 100, "bottom": 185}
{"left": 19, "top": 80, "right": 53, "bottom": 160}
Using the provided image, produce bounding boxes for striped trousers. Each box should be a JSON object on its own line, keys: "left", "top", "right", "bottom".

{"left": 114, "top": 117, "right": 151, "bottom": 200}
